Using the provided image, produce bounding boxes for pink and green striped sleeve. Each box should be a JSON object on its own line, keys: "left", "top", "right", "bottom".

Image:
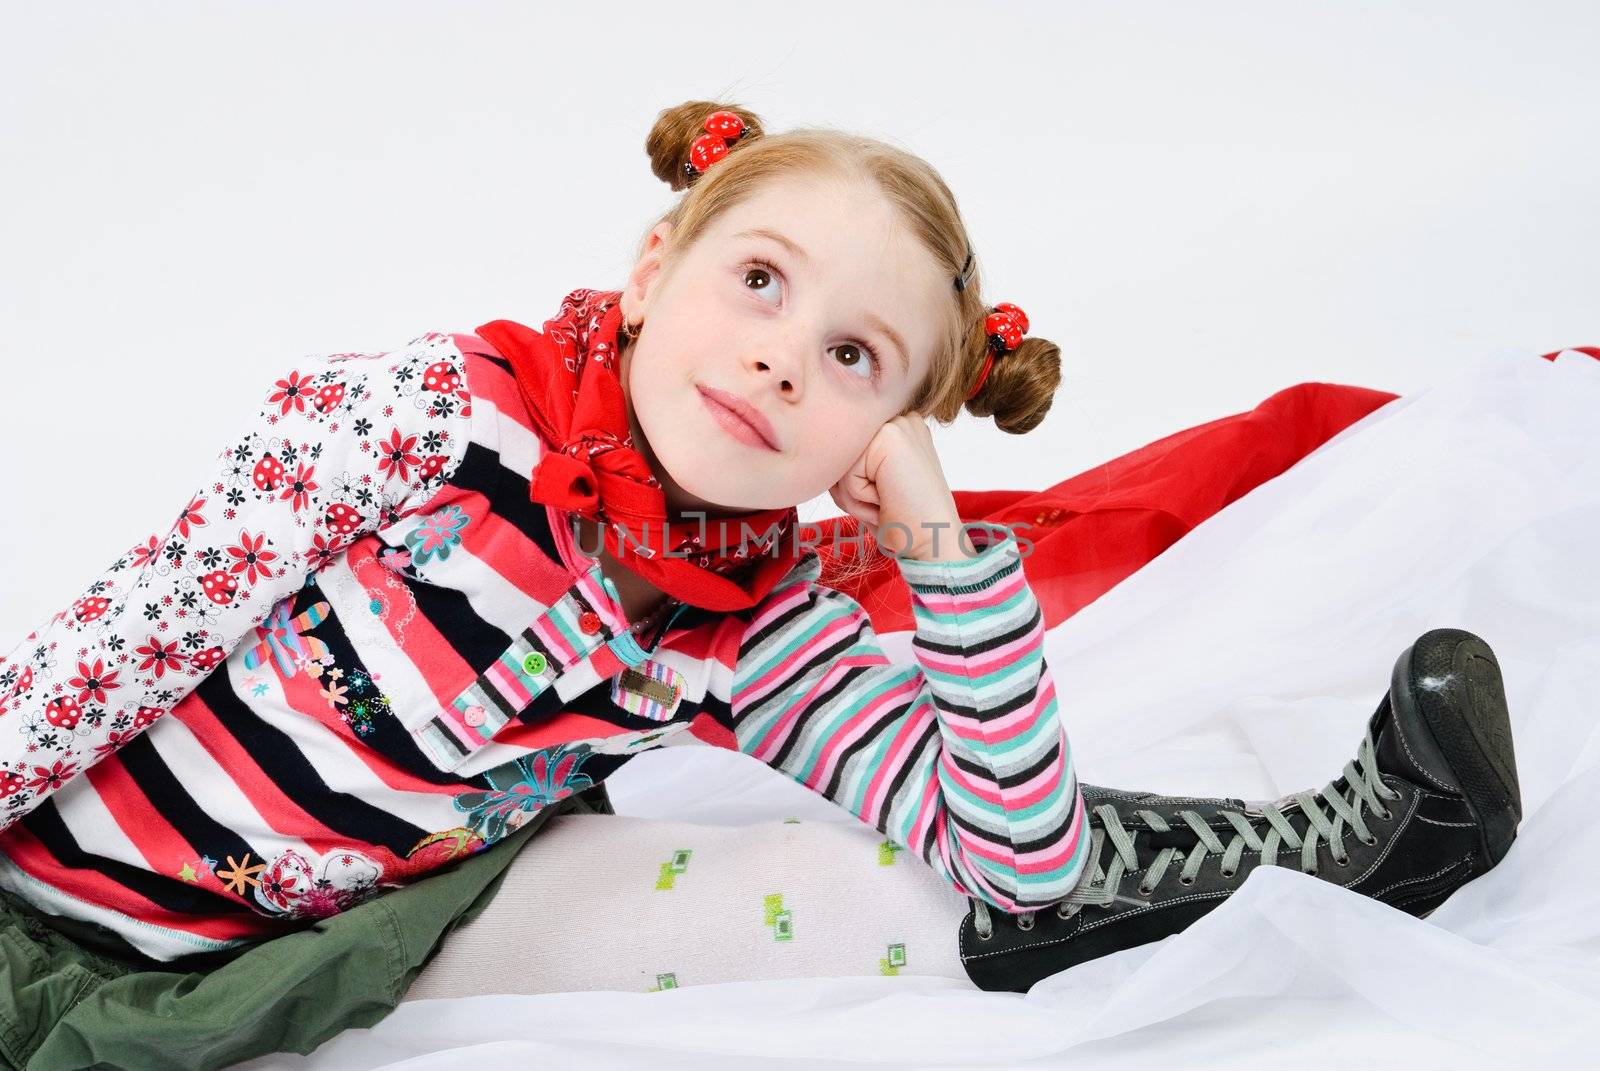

{"left": 730, "top": 525, "right": 1090, "bottom": 914}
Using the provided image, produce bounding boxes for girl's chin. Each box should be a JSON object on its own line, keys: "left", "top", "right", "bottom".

{"left": 671, "top": 488, "right": 775, "bottom": 516}
{"left": 657, "top": 468, "right": 757, "bottom": 516}
{"left": 653, "top": 453, "right": 775, "bottom": 515}
{"left": 668, "top": 478, "right": 793, "bottom": 517}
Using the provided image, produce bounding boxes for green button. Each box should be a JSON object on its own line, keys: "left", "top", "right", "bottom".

{"left": 521, "top": 652, "right": 547, "bottom": 677}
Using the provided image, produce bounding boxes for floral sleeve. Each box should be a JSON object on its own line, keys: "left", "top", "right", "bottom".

{"left": 0, "top": 333, "right": 472, "bottom": 831}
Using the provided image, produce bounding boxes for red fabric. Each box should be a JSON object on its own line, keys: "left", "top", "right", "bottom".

{"left": 472, "top": 310, "right": 1597, "bottom": 626}
{"left": 475, "top": 288, "right": 804, "bottom": 612}
{"left": 1542, "top": 346, "right": 1600, "bottom": 363}
{"left": 820, "top": 344, "right": 1600, "bottom": 634}
{"left": 817, "top": 380, "right": 1399, "bottom": 633}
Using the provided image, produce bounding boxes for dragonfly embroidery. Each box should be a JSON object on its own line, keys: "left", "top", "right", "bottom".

{"left": 243, "top": 600, "right": 331, "bottom": 676}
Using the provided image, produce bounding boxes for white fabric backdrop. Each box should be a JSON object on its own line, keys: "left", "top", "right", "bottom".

{"left": 238, "top": 350, "right": 1600, "bottom": 1067}
{"left": 5, "top": 1, "right": 1599, "bottom": 633}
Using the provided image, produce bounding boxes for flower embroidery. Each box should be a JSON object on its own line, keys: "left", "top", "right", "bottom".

{"left": 268, "top": 371, "right": 316, "bottom": 416}
{"left": 171, "top": 495, "right": 209, "bottom": 540}
{"left": 334, "top": 667, "right": 391, "bottom": 737}
{"left": 67, "top": 658, "right": 121, "bottom": 705}
{"left": 92, "top": 730, "right": 139, "bottom": 759}
{"left": 128, "top": 535, "right": 164, "bottom": 570}
{"left": 133, "top": 636, "right": 187, "bottom": 679}
{"left": 378, "top": 546, "right": 412, "bottom": 573}
{"left": 279, "top": 462, "right": 319, "bottom": 513}
{"left": 0, "top": 334, "right": 472, "bottom": 863}
{"left": 25, "top": 758, "right": 79, "bottom": 794}
{"left": 225, "top": 529, "right": 280, "bottom": 587}
{"left": 404, "top": 505, "right": 470, "bottom": 564}
{"left": 251, "top": 846, "right": 383, "bottom": 918}
{"left": 254, "top": 850, "right": 313, "bottom": 910}
{"left": 307, "top": 532, "right": 342, "bottom": 572}
{"left": 216, "top": 852, "right": 266, "bottom": 896}
{"left": 452, "top": 744, "right": 595, "bottom": 842}
{"left": 376, "top": 426, "right": 421, "bottom": 483}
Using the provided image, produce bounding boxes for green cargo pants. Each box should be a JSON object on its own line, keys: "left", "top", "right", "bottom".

{"left": 0, "top": 783, "right": 613, "bottom": 1071}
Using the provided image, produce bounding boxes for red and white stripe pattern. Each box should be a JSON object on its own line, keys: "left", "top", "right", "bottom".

{"left": 0, "top": 328, "right": 1089, "bottom": 961}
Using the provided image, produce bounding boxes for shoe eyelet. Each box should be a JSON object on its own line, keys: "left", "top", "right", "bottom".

{"left": 1334, "top": 854, "right": 1350, "bottom": 867}
{"left": 976, "top": 928, "right": 993, "bottom": 941}
{"left": 1220, "top": 869, "right": 1236, "bottom": 878}
{"left": 1179, "top": 875, "right": 1196, "bottom": 885}
{"left": 1016, "top": 912, "right": 1035, "bottom": 931}
{"left": 1056, "top": 903, "right": 1075, "bottom": 919}
{"left": 1374, "top": 808, "right": 1392, "bottom": 821}
{"left": 1305, "top": 867, "right": 1319, "bottom": 877}
{"left": 1137, "top": 884, "right": 1153, "bottom": 896}
{"left": 1362, "top": 834, "right": 1378, "bottom": 846}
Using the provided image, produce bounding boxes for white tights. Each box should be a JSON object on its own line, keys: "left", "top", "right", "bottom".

{"left": 402, "top": 813, "right": 976, "bottom": 999}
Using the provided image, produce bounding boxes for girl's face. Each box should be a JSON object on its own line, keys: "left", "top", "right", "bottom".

{"left": 618, "top": 174, "right": 950, "bottom": 517}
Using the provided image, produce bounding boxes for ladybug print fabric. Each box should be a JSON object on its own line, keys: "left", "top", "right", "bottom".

{"left": 0, "top": 293, "right": 1096, "bottom": 960}
{"left": 0, "top": 333, "right": 470, "bottom": 831}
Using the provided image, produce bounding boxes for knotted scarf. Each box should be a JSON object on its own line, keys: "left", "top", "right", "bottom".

{"left": 475, "top": 288, "right": 803, "bottom": 612}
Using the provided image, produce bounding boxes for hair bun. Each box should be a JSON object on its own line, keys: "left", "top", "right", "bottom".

{"left": 965, "top": 334, "right": 1062, "bottom": 434}
{"left": 646, "top": 101, "right": 765, "bottom": 192}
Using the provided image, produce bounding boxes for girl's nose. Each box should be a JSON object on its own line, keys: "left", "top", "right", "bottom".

{"left": 752, "top": 337, "right": 807, "bottom": 398}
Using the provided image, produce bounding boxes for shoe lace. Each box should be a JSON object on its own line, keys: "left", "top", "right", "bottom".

{"left": 972, "top": 728, "right": 1404, "bottom": 940}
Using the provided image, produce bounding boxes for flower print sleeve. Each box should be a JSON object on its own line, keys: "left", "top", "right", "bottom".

{"left": 0, "top": 333, "right": 472, "bottom": 832}
{"left": 730, "top": 526, "right": 1090, "bottom": 914}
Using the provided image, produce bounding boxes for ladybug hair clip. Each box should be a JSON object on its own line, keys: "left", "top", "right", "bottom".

{"left": 964, "top": 302, "right": 1029, "bottom": 401}
{"left": 684, "top": 110, "right": 751, "bottom": 182}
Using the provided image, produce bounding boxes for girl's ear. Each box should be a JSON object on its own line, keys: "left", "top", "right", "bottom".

{"left": 622, "top": 221, "right": 675, "bottom": 325}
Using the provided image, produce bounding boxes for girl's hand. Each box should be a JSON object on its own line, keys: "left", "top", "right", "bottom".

{"left": 829, "top": 414, "right": 969, "bottom": 561}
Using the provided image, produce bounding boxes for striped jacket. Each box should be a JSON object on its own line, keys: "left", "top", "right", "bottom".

{"left": 0, "top": 328, "right": 1089, "bottom": 961}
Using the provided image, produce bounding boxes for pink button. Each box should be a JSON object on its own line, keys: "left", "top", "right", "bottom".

{"left": 463, "top": 704, "right": 487, "bottom": 727}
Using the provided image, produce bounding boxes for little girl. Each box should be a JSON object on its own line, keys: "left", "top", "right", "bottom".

{"left": 0, "top": 101, "right": 1524, "bottom": 1066}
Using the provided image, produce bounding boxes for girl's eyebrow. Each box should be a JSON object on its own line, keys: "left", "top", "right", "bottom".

{"left": 862, "top": 311, "right": 911, "bottom": 375}
{"left": 735, "top": 227, "right": 810, "bottom": 264}
{"left": 733, "top": 228, "right": 911, "bottom": 374}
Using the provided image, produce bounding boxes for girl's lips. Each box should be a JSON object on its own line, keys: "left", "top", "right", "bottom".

{"left": 697, "top": 386, "right": 780, "bottom": 451}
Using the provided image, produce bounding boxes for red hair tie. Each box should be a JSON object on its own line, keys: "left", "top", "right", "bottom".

{"left": 684, "top": 111, "right": 750, "bottom": 182}
{"left": 965, "top": 302, "right": 1029, "bottom": 401}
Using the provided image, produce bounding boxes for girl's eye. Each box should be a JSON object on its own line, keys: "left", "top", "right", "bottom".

{"left": 742, "top": 262, "right": 783, "bottom": 304}
{"left": 740, "top": 259, "right": 884, "bottom": 382}
{"left": 830, "top": 341, "right": 880, "bottom": 381}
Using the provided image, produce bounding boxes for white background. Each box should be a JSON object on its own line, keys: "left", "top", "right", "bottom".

{"left": 3, "top": 0, "right": 1597, "bottom": 636}
{"left": 3, "top": 8, "right": 1598, "bottom": 1065}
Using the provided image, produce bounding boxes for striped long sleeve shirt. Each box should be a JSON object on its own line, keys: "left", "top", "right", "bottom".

{"left": 0, "top": 329, "right": 1089, "bottom": 961}
{"left": 734, "top": 533, "right": 1089, "bottom": 912}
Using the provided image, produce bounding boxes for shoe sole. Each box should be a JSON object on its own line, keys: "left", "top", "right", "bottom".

{"left": 1390, "top": 628, "right": 1523, "bottom": 869}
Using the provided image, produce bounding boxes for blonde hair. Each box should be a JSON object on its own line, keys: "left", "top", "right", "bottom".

{"left": 632, "top": 100, "right": 1062, "bottom": 434}
{"left": 628, "top": 101, "right": 1063, "bottom": 586}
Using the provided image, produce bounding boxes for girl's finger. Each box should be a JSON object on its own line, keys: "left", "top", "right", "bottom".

{"left": 830, "top": 479, "right": 881, "bottom": 529}
{"left": 848, "top": 472, "right": 880, "bottom": 508}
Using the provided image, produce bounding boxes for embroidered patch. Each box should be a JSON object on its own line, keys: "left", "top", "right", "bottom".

{"left": 611, "top": 660, "right": 686, "bottom": 722}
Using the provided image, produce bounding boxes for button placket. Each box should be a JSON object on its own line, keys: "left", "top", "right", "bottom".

{"left": 411, "top": 576, "right": 615, "bottom": 773}
{"left": 552, "top": 565, "right": 618, "bottom": 652}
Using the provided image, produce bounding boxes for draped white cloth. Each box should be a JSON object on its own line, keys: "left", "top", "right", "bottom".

{"left": 243, "top": 349, "right": 1600, "bottom": 1069}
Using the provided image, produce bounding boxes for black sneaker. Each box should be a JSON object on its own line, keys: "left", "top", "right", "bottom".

{"left": 958, "top": 628, "right": 1523, "bottom": 993}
